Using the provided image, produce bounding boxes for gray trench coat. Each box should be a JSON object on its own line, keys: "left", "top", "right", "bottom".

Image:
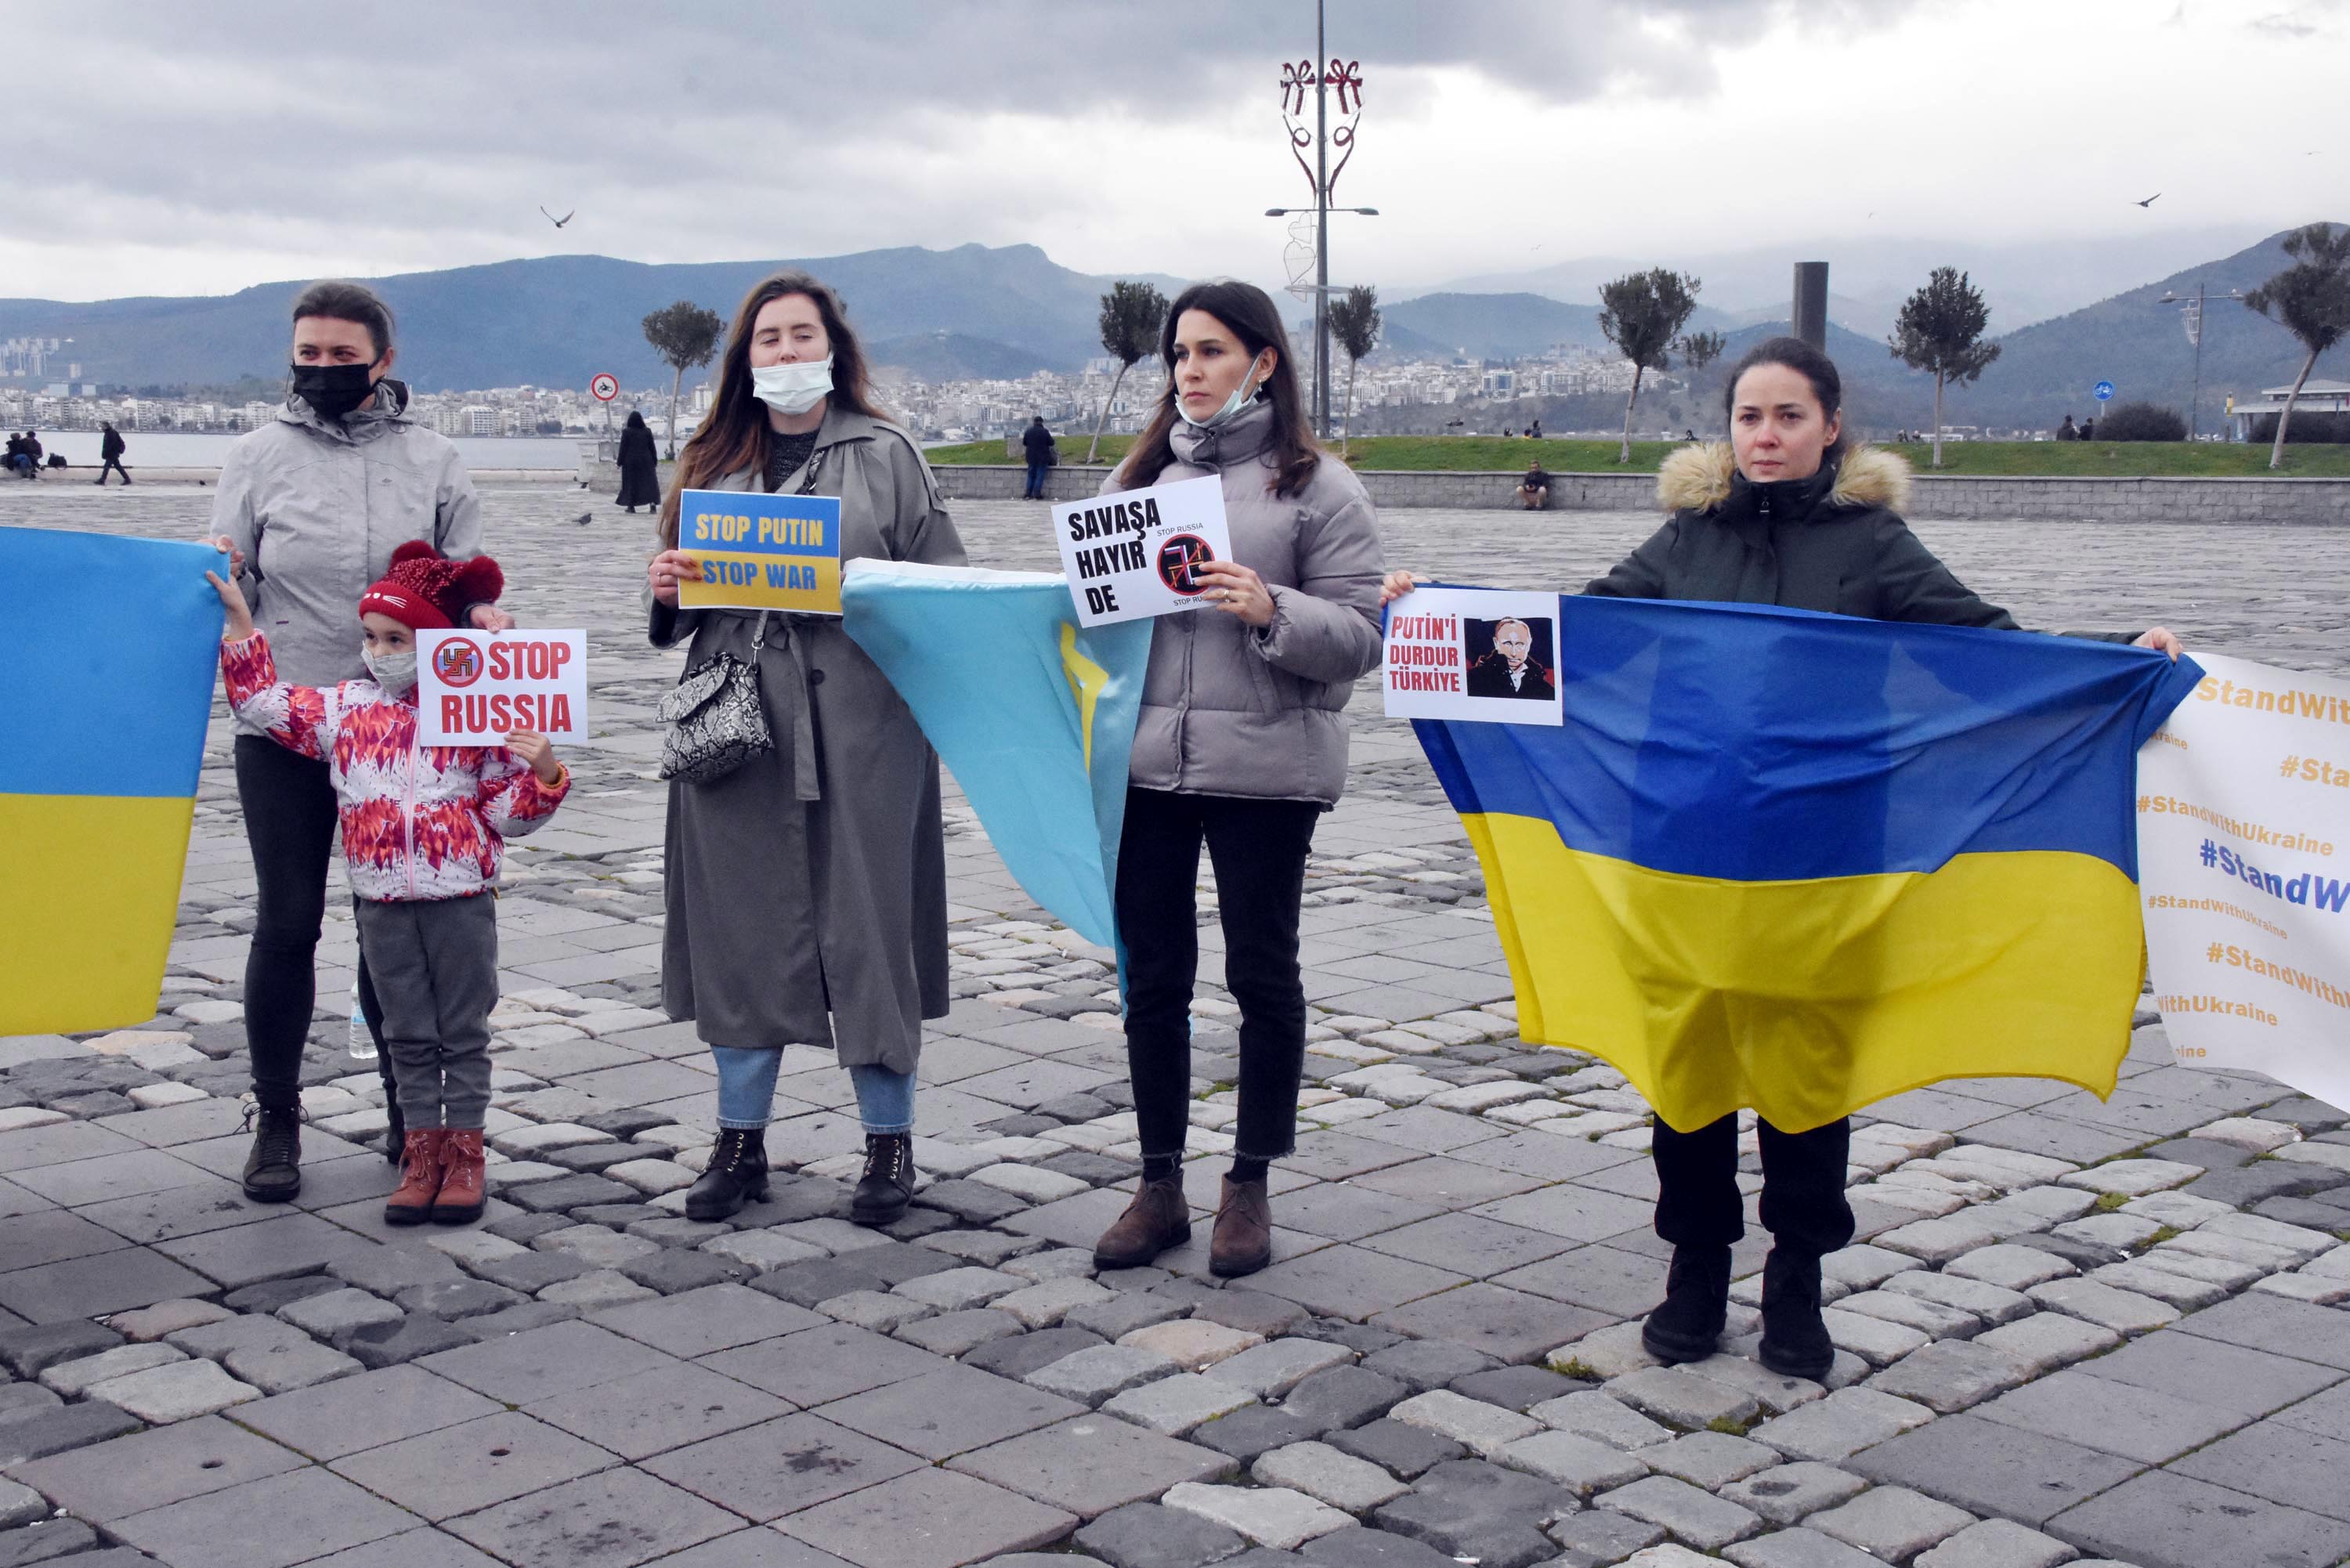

{"left": 649, "top": 406, "right": 967, "bottom": 1071}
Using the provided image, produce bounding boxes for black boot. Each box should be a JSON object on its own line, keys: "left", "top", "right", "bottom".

{"left": 382, "top": 1098, "right": 406, "bottom": 1165}
{"left": 1641, "top": 1244, "right": 1731, "bottom": 1364}
{"left": 851, "top": 1133, "right": 916, "bottom": 1227}
{"left": 684, "top": 1127, "right": 769, "bottom": 1222}
{"left": 240, "top": 1104, "right": 304, "bottom": 1202}
{"left": 1758, "top": 1247, "right": 1835, "bottom": 1381}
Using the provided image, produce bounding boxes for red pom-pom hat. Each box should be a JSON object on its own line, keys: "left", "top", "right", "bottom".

{"left": 357, "top": 540, "right": 504, "bottom": 631}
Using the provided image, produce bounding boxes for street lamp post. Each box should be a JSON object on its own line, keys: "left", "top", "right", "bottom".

{"left": 1272, "top": 5, "right": 1373, "bottom": 438}
{"left": 2153, "top": 284, "right": 2247, "bottom": 441}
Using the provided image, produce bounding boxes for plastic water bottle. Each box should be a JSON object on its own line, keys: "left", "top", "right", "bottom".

{"left": 347, "top": 983, "right": 376, "bottom": 1061}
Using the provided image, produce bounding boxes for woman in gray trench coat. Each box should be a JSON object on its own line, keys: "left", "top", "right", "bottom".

{"left": 646, "top": 270, "right": 966, "bottom": 1224}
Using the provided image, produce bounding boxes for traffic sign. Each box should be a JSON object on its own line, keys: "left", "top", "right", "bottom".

{"left": 2093, "top": 380, "right": 2115, "bottom": 403}
{"left": 589, "top": 373, "right": 619, "bottom": 402}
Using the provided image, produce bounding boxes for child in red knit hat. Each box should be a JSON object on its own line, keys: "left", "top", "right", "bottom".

{"left": 208, "top": 541, "right": 569, "bottom": 1226}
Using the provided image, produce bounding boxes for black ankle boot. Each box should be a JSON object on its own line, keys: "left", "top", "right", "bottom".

{"left": 851, "top": 1133, "right": 916, "bottom": 1227}
{"left": 1758, "top": 1247, "right": 1835, "bottom": 1381}
{"left": 240, "top": 1104, "right": 305, "bottom": 1202}
{"left": 685, "top": 1127, "right": 769, "bottom": 1222}
{"left": 1641, "top": 1244, "right": 1732, "bottom": 1364}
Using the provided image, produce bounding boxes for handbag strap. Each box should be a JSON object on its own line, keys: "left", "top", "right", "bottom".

{"left": 752, "top": 609, "right": 769, "bottom": 650}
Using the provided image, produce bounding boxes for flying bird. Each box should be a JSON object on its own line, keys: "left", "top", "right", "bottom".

{"left": 2136, "top": 193, "right": 2161, "bottom": 208}
{"left": 540, "top": 206, "right": 576, "bottom": 228}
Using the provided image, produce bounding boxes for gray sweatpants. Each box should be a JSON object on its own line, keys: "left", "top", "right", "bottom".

{"left": 353, "top": 894, "right": 498, "bottom": 1130}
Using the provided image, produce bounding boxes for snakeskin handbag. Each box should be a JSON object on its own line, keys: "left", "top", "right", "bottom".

{"left": 657, "top": 610, "right": 772, "bottom": 784}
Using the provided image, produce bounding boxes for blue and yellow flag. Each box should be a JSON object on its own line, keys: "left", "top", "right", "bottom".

{"left": 843, "top": 562, "right": 1152, "bottom": 948}
{"left": 1414, "top": 594, "right": 2202, "bottom": 1133}
{"left": 2, "top": 529, "right": 224, "bottom": 1034}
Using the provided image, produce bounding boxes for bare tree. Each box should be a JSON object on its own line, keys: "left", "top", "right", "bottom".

{"left": 1088, "top": 280, "right": 1169, "bottom": 464}
{"left": 2245, "top": 223, "right": 2350, "bottom": 470}
{"left": 1598, "top": 269, "right": 1701, "bottom": 463}
{"left": 1888, "top": 268, "right": 2001, "bottom": 468}
{"left": 641, "top": 300, "right": 724, "bottom": 459}
{"left": 1328, "top": 285, "right": 1382, "bottom": 457}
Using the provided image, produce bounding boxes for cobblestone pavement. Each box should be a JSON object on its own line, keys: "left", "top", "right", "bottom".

{"left": 3, "top": 484, "right": 2348, "bottom": 1568}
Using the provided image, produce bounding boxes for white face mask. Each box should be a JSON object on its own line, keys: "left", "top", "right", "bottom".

{"left": 1177, "top": 356, "right": 1270, "bottom": 431}
{"left": 750, "top": 356, "right": 834, "bottom": 415}
{"left": 363, "top": 648, "right": 417, "bottom": 694}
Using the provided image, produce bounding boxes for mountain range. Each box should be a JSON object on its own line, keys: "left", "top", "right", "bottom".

{"left": 0, "top": 226, "right": 2334, "bottom": 432}
{"left": 0, "top": 247, "right": 1186, "bottom": 394}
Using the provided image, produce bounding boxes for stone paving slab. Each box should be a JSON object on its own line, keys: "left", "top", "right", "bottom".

{"left": 5, "top": 490, "right": 2350, "bottom": 1568}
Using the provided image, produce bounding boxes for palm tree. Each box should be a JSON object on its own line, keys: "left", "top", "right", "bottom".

{"left": 1328, "top": 285, "right": 1381, "bottom": 457}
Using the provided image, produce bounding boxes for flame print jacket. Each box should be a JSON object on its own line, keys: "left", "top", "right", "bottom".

{"left": 221, "top": 631, "right": 569, "bottom": 901}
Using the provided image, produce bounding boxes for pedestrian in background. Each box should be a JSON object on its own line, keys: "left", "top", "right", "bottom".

{"left": 645, "top": 269, "right": 967, "bottom": 1227}
{"left": 1021, "top": 414, "right": 1057, "bottom": 500}
{"left": 615, "top": 409, "right": 660, "bottom": 512}
{"left": 1089, "top": 280, "right": 1385, "bottom": 1279}
{"left": 96, "top": 422, "right": 130, "bottom": 485}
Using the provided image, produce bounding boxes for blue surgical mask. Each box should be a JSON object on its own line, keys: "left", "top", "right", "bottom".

{"left": 1177, "top": 360, "right": 1268, "bottom": 430}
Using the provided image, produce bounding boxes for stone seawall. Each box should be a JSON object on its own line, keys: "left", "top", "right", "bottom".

{"left": 922, "top": 463, "right": 2350, "bottom": 526}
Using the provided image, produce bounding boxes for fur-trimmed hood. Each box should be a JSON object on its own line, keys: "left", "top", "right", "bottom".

{"left": 1656, "top": 442, "right": 1912, "bottom": 517}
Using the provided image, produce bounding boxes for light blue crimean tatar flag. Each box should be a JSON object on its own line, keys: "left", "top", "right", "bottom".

{"left": 842, "top": 560, "right": 1153, "bottom": 948}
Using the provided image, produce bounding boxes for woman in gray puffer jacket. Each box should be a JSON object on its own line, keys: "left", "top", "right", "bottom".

{"left": 1090, "top": 281, "right": 1386, "bottom": 1278}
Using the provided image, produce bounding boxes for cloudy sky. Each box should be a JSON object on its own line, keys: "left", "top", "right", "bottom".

{"left": 4, "top": 0, "right": 2339, "bottom": 305}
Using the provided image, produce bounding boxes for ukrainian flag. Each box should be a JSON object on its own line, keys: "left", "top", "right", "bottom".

{"left": 1414, "top": 594, "right": 2202, "bottom": 1133}
{"left": 843, "top": 561, "right": 1152, "bottom": 948}
{"left": 1, "top": 529, "right": 225, "bottom": 1035}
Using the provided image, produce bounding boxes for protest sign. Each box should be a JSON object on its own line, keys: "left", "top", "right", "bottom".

{"left": 1053, "top": 474, "right": 1234, "bottom": 627}
{"left": 1382, "top": 586, "right": 1564, "bottom": 726}
{"left": 416, "top": 629, "right": 588, "bottom": 745}
{"left": 677, "top": 489, "right": 844, "bottom": 614}
{"left": 2138, "top": 649, "right": 2350, "bottom": 1111}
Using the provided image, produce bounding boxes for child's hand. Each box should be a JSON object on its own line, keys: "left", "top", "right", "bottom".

{"left": 506, "top": 730, "right": 562, "bottom": 784}
{"left": 205, "top": 570, "right": 256, "bottom": 641}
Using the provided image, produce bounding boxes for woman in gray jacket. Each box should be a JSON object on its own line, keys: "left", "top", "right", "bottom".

{"left": 1090, "top": 281, "right": 1386, "bottom": 1277}
{"left": 205, "top": 280, "right": 503, "bottom": 1203}
{"left": 646, "top": 272, "right": 966, "bottom": 1225}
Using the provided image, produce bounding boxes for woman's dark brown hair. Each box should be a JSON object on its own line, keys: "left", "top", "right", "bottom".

{"left": 1119, "top": 280, "right": 1321, "bottom": 498}
{"left": 658, "top": 270, "right": 891, "bottom": 545}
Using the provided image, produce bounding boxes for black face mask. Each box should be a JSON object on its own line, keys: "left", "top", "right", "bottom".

{"left": 288, "top": 362, "right": 378, "bottom": 421}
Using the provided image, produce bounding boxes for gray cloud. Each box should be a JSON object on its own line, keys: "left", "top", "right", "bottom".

{"left": 5, "top": 0, "right": 1920, "bottom": 292}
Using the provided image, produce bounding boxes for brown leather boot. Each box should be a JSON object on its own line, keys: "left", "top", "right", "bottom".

{"left": 432, "top": 1129, "right": 487, "bottom": 1224}
{"left": 1093, "top": 1175, "right": 1191, "bottom": 1270}
{"left": 383, "top": 1129, "right": 445, "bottom": 1226}
{"left": 1210, "top": 1176, "right": 1274, "bottom": 1277}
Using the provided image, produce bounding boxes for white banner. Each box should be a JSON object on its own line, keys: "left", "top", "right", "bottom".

{"left": 2138, "top": 650, "right": 2350, "bottom": 1110}
{"left": 1053, "top": 474, "right": 1234, "bottom": 627}
{"left": 1381, "top": 587, "right": 1565, "bottom": 727}
{"left": 415, "top": 629, "right": 588, "bottom": 745}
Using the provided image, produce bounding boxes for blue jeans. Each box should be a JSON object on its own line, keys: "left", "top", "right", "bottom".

{"left": 710, "top": 1046, "right": 916, "bottom": 1134}
{"left": 1025, "top": 459, "right": 1048, "bottom": 498}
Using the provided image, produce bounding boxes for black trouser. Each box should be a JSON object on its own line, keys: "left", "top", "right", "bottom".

{"left": 1651, "top": 1114, "right": 1854, "bottom": 1257}
{"left": 97, "top": 457, "right": 129, "bottom": 483}
{"left": 1116, "top": 786, "right": 1321, "bottom": 1163}
{"left": 234, "top": 735, "right": 391, "bottom": 1111}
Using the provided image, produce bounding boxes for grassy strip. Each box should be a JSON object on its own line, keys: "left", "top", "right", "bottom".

{"left": 925, "top": 435, "right": 2350, "bottom": 479}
